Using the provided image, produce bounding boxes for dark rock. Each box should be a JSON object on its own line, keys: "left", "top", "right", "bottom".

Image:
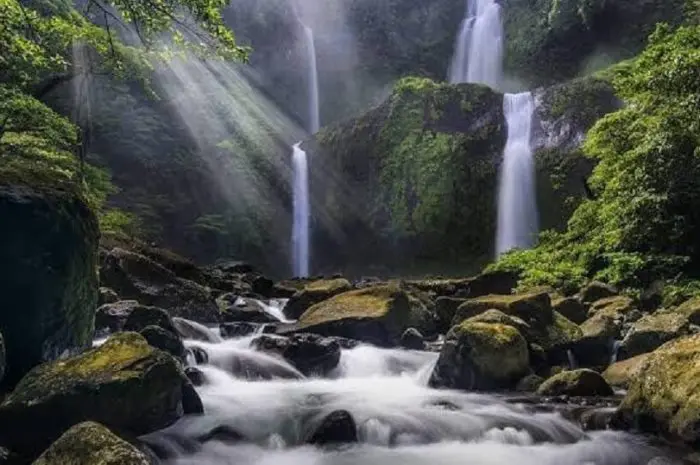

{"left": 32, "top": 422, "right": 151, "bottom": 465}
{"left": 579, "top": 281, "right": 618, "bottom": 305}
{"left": 306, "top": 410, "right": 358, "bottom": 445}
{"left": 435, "top": 297, "right": 467, "bottom": 333}
{"left": 578, "top": 407, "right": 617, "bottom": 431}
{"left": 552, "top": 297, "right": 588, "bottom": 324}
{"left": 214, "top": 260, "right": 255, "bottom": 274}
{"left": 250, "top": 275, "right": 274, "bottom": 297}
{"left": 172, "top": 317, "right": 220, "bottom": 342}
{"left": 216, "top": 294, "right": 277, "bottom": 323}
{"left": 187, "top": 346, "right": 209, "bottom": 365}
{"left": 219, "top": 351, "right": 303, "bottom": 380}
{"left": 251, "top": 334, "right": 341, "bottom": 376}
{"left": 181, "top": 381, "right": 204, "bottom": 415}
{"left": 100, "top": 248, "right": 219, "bottom": 323}
{"left": 140, "top": 325, "right": 186, "bottom": 359}
{"left": 429, "top": 322, "right": 529, "bottom": 391}
{"left": 537, "top": 369, "right": 614, "bottom": 397}
{"left": 124, "top": 306, "right": 178, "bottom": 335}
{"left": 0, "top": 333, "right": 191, "bottom": 457}
{"left": 220, "top": 321, "right": 258, "bottom": 339}
{"left": 466, "top": 270, "right": 519, "bottom": 297}
{"left": 516, "top": 374, "right": 545, "bottom": 392}
{"left": 94, "top": 300, "right": 143, "bottom": 333}
{"left": 196, "top": 425, "right": 244, "bottom": 445}
{"left": 98, "top": 287, "right": 119, "bottom": 306}
{"left": 284, "top": 279, "right": 354, "bottom": 320}
{"left": 261, "top": 323, "right": 278, "bottom": 334}
{"left": 0, "top": 331, "right": 5, "bottom": 385}
{"left": 185, "top": 367, "right": 206, "bottom": 386}
{"left": 619, "top": 311, "right": 691, "bottom": 360}
{"left": 400, "top": 328, "right": 426, "bottom": 350}
{"left": 0, "top": 182, "right": 98, "bottom": 387}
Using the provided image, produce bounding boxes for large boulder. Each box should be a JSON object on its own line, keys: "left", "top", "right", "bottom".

{"left": 284, "top": 279, "right": 354, "bottom": 320}
{"left": 614, "top": 334, "right": 700, "bottom": 443}
{"left": 0, "top": 332, "right": 198, "bottom": 456}
{"left": 100, "top": 248, "right": 219, "bottom": 323}
{"left": 435, "top": 297, "right": 467, "bottom": 333}
{"left": 305, "top": 410, "right": 358, "bottom": 446}
{"left": 578, "top": 281, "right": 619, "bottom": 305}
{"left": 619, "top": 311, "right": 691, "bottom": 360}
{"left": 293, "top": 285, "right": 415, "bottom": 346}
{"left": 0, "top": 182, "right": 99, "bottom": 387}
{"left": 603, "top": 353, "right": 650, "bottom": 389}
{"left": 429, "top": 322, "right": 529, "bottom": 391}
{"left": 32, "top": 422, "right": 151, "bottom": 465}
{"left": 123, "top": 306, "right": 178, "bottom": 335}
{"left": 216, "top": 294, "right": 276, "bottom": 323}
{"left": 94, "top": 300, "right": 142, "bottom": 333}
{"left": 552, "top": 297, "right": 588, "bottom": 324}
{"left": 250, "top": 334, "right": 341, "bottom": 376}
{"left": 140, "top": 325, "right": 186, "bottom": 359}
{"left": 537, "top": 369, "right": 614, "bottom": 397}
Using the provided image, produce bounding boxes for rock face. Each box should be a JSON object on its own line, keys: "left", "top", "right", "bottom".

{"left": 284, "top": 279, "right": 354, "bottom": 320}
{"left": 619, "top": 311, "right": 691, "bottom": 359}
{"left": 603, "top": 353, "right": 649, "bottom": 389}
{"left": 537, "top": 369, "right": 614, "bottom": 397}
{"left": 94, "top": 301, "right": 142, "bottom": 334}
{"left": 614, "top": 334, "right": 700, "bottom": 443}
{"left": 250, "top": 334, "right": 341, "bottom": 376}
{"left": 306, "top": 410, "right": 358, "bottom": 446}
{"left": 100, "top": 248, "right": 219, "bottom": 323}
{"left": 0, "top": 182, "right": 99, "bottom": 387}
{"left": 400, "top": 328, "right": 426, "bottom": 350}
{"left": 429, "top": 322, "right": 529, "bottom": 391}
{"left": 216, "top": 294, "right": 276, "bottom": 323}
{"left": 0, "top": 333, "right": 196, "bottom": 456}
{"left": 294, "top": 285, "right": 415, "bottom": 346}
{"left": 32, "top": 422, "right": 151, "bottom": 465}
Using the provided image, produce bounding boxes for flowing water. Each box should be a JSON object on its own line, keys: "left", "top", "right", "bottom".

{"left": 496, "top": 92, "right": 539, "bottom": 256}
{"left": 303, "top": 25, "right": 321, "bottom": 134}
{"left": 448, "top": 0, "right": 504, "bottom": 89}
{"left": 291, "top": 143, "right": 310, "bottom": 277}
{"left": 141, "top": 328, "right": 677, "bottom": 465}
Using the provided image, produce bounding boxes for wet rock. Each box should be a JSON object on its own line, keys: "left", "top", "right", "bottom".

{"left": 400, "top": 328, "right": 426, "bottom": 350}
{"left": 576, "top": 407, "right": 617, "bottom": 431}
{"left": 123, "top": 305, "right": 178, "bottom": 335}
{"left": 435, "top": 297, "right": 467, "bottom": 333}
{"left": 100, "top": 248, "right": 219, "bottom": 323}
{"left": 0, "top": 331, "right": 5, "bottom": 385}
{"left": 216, "top": 294, "right": 277, "bottom": 323}
{"left": 552, "top": 297, "right": 588, "bottom": 324}
{"left": 0, "top": 182, "right": 99, "bottom": 387}
{"left": 430, "top": 322, "right": 529, "bottom": 391}
{"left": 250, "top": 275, "right": 274, "bottom": 297}
{"left": 187, "top": 346, "right": 209, "bottom": 365}
{"left": 94, "top": 300, "right": 142, "bottom": 333}
{"left": 251, "top": 334, "right": 341, "bottom": 376}
{"left": 220, "top": 321, "right": 258, "bottom": 339}
{"left": 32, "top": 422, "right": 151, "bottom": 465}
{"left": 293, "top": 285, "right": 415, "bottom": 346}
{"left": 537, "top": 369, "right": 614, "bottom": 397}
{"left": 284, "top": 279, "right": 354, "bottom": 320}
{"left": 181, "top": 380, "right": 204, "bottom": 415}
{"left": 172, "top": 317, "right": 220, "bottom": 342}
{"left": 306, "top": 410, "right": 358, "bottom": 445}
{"left": 140, "top": 325, "right": 186, "bottom": 359}
{"left": 614, "top": 334, "right": 700, "bottom": 443}
{"left": 516, "top": 374, "right": 545, "bottom": 392}
{"left": 619, "top": 311, "right": 690, "bottom": 360}
{"left": 579, "top": 281, "right": 618, "bottom": 305}
{"left": 98, "top": 287, "right": 119, "bottom": 306}
{"left": 466, "top": 270, "right": 520, "bottom": 297}
{"left": 603, "top": 353, "right": 650, "bottom": 389}
{"left": 0, "top": 333, "right": 193, "bottom": 456}
{"left": 220, "top": 351, "right": 303, "bottom": 380}
{"left": 185, "top": 367, "right": 205, "bottom": 386}
{"left": 196, "top": 425, "right": 244, "bottom": 445}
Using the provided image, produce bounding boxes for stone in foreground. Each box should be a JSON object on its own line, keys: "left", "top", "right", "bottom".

{"left": 429, "top": 322, "right": 529, "bottom": 391}
{"left": 284, "top": 278, "right": 354, "bottom": 320}
{"left": 0, "top": 332, "right": 196, "bottom": 456}
{"left": 537, "top": 369, "right": 613, "bottom": 397}
{"left": 32, "top": 422, "right": 150, "bottom": 465}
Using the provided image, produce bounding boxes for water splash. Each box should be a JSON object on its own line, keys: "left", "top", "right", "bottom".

{"left": 292, "top": 143, "right": 310, "bottom": 277}
{"left": 448, "top": 0, "right": 503, "bottom": 89}
{"left": 496, "top": 92, "right": 539, "bottom": 256}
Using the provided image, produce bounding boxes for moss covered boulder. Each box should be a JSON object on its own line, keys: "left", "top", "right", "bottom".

{"left": 32, "top": 422, "right": 150, "bottom": 465}
{"left": 537, "top": 369, "right": 613, "bottom": 397}
{"left": 429, "top": 322, "right": 529, "bottom": 391}
{"left": 619, "top": 311, "right": 691, "bottom": 360}
{"left": 283, "top": 279, "right": 354, "bottom": 320}
{"left": 293, "top": 285, "right": 415, "bottom": 346}
{"left": 0, "top": 332, "right": 197, "bottom": 456}
{"left": 465, "top": 309, "right": 531, "bottom": 337}
{"left": 614, "top": 334, "right": 700, "bottom": 443}
{"left": 581, "top": 296, "right": 637, "bottom": 340}
{"left": 603, "top": 353, "right": 649, "bottom": 389}
{"left": 0, "top": 182, "right": 99, "bottom": 387}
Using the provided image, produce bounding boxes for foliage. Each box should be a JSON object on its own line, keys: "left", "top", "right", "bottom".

{"left": 492, "top": 25, "right": 700, "bottom": 294}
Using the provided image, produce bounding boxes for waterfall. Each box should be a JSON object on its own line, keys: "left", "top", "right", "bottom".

{"left": 448, "top": 0, "right": 503, "bottom": 89}
{"left": 292, "top": 143, "right": 310, "bottom": 277}
{"left": 496, "top": 92, "right": 539, "bottom": 256}
{"left": 290, "top": 24, "right": 319, "bottom": 278}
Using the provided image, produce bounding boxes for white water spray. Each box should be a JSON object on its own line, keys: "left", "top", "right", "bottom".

{"left": 292, "top": 143, "right": 310, "bottom": 277}
{"left": 449, "top": 0, "right": 504, "bottom": 89}
{"left": 496, "top": 92, "right": 539, "bottom": 256}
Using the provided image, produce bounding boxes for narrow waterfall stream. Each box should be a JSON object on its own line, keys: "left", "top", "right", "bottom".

{"left": 496, "top": 92, "right": 539, "bottom": 256}
{"left": 140, "top": 322, "right": 674, "bottom": 465}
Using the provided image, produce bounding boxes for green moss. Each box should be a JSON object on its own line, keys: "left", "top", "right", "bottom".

{"left": 537, "top": 368, "right": 613, "bottom": 396}
{"left": 299, "top": 285, "right": 406, "bottom": 327}
{"left": 603, "top": 353, "right": 649, "bottom": 388}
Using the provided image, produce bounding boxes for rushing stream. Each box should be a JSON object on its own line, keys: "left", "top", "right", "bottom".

{"left": 139, "top": 320, "right": 677, "bottom": 465}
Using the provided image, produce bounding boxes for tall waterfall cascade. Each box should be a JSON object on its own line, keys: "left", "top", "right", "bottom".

{"left": 496, "top": 92, "right": 539, "bottom": 256}
{"left": 290, "top": 24, "right": 319, "bottom": 277}
{"left": 448, "top": 0, "right": 504, "bottom": 89}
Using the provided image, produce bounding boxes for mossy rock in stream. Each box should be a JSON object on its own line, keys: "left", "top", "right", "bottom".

{"left": 429, "top": 322, "right": 530, "bottom": 391}
{"left": 0, "top": 181, "right": 99, "bottom": 388}
{"left": 32, "top": 422, "right": 151, "bottom": 465}
{"left": 614, "top": 334, "right": 700, "bottom": 443}
{"left": 0, "top": 332, "right": 197, "bottom": 457}
{"left": 294, "top": 285, "right": 414, "bottom": 346}
{"left": 603, "top": 353, "right": 650, "bottom": 389}
{"left": 537, "top": 368, "right": 613, "bottom": 397}
{"left": 284, "top": 279, "right": 354, "bottom": 320}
